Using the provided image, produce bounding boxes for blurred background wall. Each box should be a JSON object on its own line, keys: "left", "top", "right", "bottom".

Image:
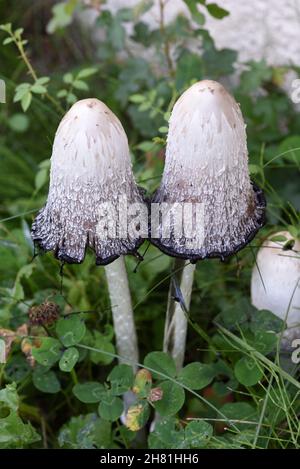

{"left": 82, "top": 0, "right": 300, "bottom": 67}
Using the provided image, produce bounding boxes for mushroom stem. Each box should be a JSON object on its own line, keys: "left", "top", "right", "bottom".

{"left": 163, "top": 259, "right": 196, "bottom": 371}
{"left": 104, "top": 256, "right": 139, "bottom": 372}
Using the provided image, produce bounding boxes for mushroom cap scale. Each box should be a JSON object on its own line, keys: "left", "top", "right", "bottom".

{"left": 32, "top": 98, "right": 145, "bottom": 265}
{"left": 151, "top": 80, "right": 265, "bottom": 260}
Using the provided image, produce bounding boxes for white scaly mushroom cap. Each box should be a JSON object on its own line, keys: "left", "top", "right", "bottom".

{"left": 251, "top": 231, "right": 300, "bottom": 342}
{"left": 151, "top": 80, "right": 265, "bottom": 260}
{"left": 32, "top": 98, "right": 144, "bottom": 265}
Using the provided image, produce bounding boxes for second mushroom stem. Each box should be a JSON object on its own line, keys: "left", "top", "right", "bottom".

{"left": 163, "top": 259, "right": 196, "bottom": 372}
{"left": 104, "top": 255, "right": 139, "bottom": 373}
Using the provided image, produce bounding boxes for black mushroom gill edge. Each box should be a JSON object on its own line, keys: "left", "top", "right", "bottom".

{"left": 31, "top": 188, "right": 148, "bottom": 266}
{"left": 31, "top": 184, "right": 266, "bottom": 265}
{"left": 32, "top": 234, "right": 145, "bottom": 266}
{"left": 149, "top": 182, "right": 266, "bottom": 263}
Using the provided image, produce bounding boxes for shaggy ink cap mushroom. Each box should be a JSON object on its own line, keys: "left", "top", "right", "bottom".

{"left": 32, "top": 98, "right": 145, "bottom": 265}
{"left": 150, "top": 80, "right": 266, "bottom": 261}
{"left": 251, "top": 231, "right": 300, "bottom": 346}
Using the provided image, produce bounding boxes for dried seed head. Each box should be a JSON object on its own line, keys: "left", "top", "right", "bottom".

{"left": 28, "top": 301, "right": 60, "bottom": 326}
{"left": 31, "top": 98, "right": 145, "bottom": 265}
{"left": 251, "top": 231, "right": 300, "bottom": 347}
{"left": 151, "top": 80, "right": 265, "bottom": 261}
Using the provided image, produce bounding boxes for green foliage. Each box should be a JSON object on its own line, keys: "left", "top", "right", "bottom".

{"left": 234, "top": 357, "right": 263, "bottom": 386}
{"left": 47, "top": 1, "right": 79, "bottom": 34}
{"left": 98, "top": 394, "right": 124, "bottom": 422}
{"left": 59, "top": 347, "right": 79, "bottom": 372}
{"left": 144, "top": 351, "right": 177, "bottom": 379}
{"left": 108, "top": 364, "right": 135, "bottom": 395}
{"left": 32, "top": 337, "right": 62, "bottom": 367}
{"left": 178, "top": 362, "right": 215, "bottom": 390}
{"left": 153, "top": 380, "right": 185, "bottom": 416}
{"left": 183, "top": 0, "right": 229, "bottom": 25}
{"left": 57, "top": 68, "right": 98, "bottom": 105}
{"left": 89, "top": 330, "right": 115, "bottom": 365}
{"left": 58, "top": 413, "right": 112, "bottom": 449}
{"left": 185, "top": 420, "right": 213, "bottom": 447}
{"left": 32, "top": 367, "right": 61, "bottom": 393}
{"left": 72, "top": 382, "right": 105, "bottom": 403}
{"left": 148, "top": 417, "right": 213, "bottom": 449}
{"left": 0, "top": 384, "right": 40, "bottom": 448}
{"left": 56, "top": 316, "right": 86, "bottom": 347}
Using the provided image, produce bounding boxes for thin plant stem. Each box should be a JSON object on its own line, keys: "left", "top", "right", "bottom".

{"left": 9, "top": 30, "right": 64, "bottom": 114}
{"left": 158, "top": 0, "right": 175, "bottom": 78}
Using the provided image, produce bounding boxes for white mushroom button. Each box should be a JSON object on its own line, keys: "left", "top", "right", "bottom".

{"left": 251, "top": 231, "right": 300, "bottom": 346}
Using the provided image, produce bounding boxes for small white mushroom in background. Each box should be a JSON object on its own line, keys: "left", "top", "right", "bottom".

{"left": 32, "top": 98, "right": 146, "bottom": 374}
{"left": 251, "top": 231, "right": 300, "bottom": 350}
{"left": 151, "top": 80, "right": 266, "bottom": 371}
